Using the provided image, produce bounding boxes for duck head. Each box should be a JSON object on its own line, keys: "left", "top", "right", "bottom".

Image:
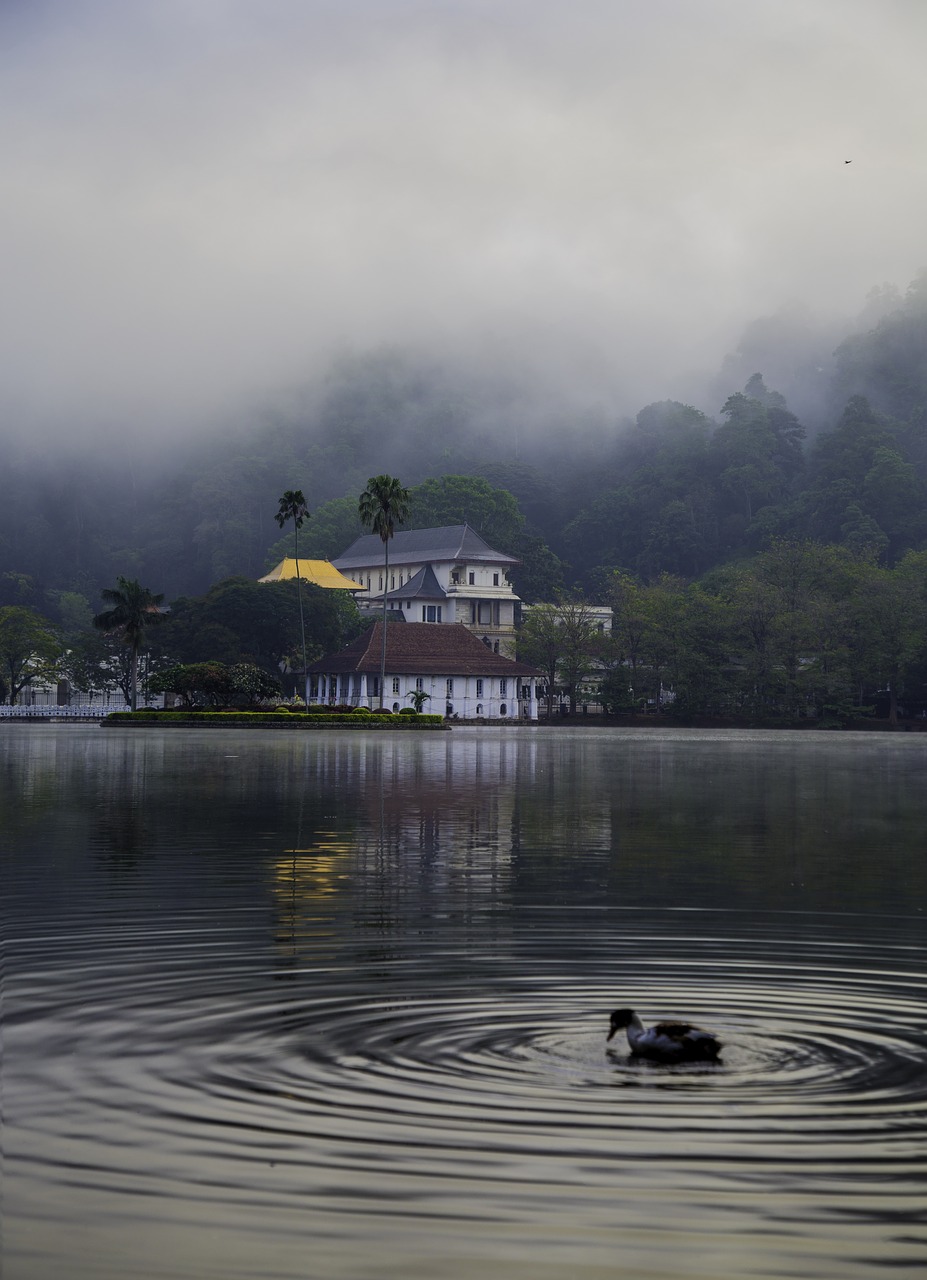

{"left": 607, "top": 1008, "right": 637, "bottom": 1041}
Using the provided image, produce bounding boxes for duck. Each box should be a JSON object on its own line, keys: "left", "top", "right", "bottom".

{"left": 607, "top": 1008, "right": 722, "bottom": 1062}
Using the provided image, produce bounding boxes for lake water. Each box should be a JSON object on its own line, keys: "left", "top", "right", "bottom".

{"left": 3, "top": 724, "right": 926, "bottom": 1279}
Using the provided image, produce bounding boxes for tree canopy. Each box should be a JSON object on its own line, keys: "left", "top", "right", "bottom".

{"left": 92, "top": 578, "right": 165, "bottom": 710}
{"left": 0, "top": 605, "right": 62, "bottom": 705}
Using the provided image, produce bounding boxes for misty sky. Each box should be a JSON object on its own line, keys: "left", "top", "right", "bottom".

{"left": 3, "top": 0, "right": 926, "bottom": 445}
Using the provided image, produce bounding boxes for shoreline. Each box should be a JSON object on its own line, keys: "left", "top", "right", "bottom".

{"left": 2, "top": 712, "right": 923, "bottom": 733}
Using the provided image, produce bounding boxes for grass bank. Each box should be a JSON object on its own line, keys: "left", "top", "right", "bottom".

{"left": 102, "top": 711, "right": 448, "bottom": 730}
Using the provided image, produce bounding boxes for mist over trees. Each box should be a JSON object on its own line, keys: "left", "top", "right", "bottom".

{"left": 4, "top": 273, "right": 927, "bottom": 715}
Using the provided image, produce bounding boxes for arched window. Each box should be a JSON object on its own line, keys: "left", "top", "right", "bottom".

{"left": 500, "top": 703, "right": 507, "bottom": 717}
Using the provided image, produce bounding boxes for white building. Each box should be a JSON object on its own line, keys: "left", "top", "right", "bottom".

{"left": 333, "top": 524, "right": 521, "bottom": 656}
{"left": 308, "top": 622, "right": 541, "bottom": 720}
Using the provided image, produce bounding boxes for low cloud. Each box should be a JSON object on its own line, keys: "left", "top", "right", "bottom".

{"left": 2, "top": 0, "right": 925, "bottom": 449}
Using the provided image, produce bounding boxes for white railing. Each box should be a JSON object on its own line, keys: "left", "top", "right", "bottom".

{"left": 0, "top": 704, "right": 132, "bottom": 718}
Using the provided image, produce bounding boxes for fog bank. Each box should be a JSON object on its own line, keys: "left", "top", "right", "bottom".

{"left": 2, "top": 0, "right": 925, "bottom": 448}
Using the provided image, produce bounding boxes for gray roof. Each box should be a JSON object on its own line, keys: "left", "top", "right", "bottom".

{"left": 380, "top": 564, "right": 448, "bottom": 603}
{"left": 333, "top": 524, "right": 519, "bottom": 570}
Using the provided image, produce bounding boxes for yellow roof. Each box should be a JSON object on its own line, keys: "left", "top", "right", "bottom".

{"left": 258, "top": 559, "right": 363, "bottom": 591}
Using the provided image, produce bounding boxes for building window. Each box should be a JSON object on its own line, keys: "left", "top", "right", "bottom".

{"left": 476, "top": 703, "right": 483, "bottom": 716}
{"left": 451, "top": 571, "right": 460, "bottom": 584}
{"left": 391, "top": 575, "right": 395, "bottom": 589}
{"left": 415, "top": 677, "right": 424, "bottom": 691}
{"left": 493, "top": 573, "right": 499, "bottom": 586}
{"left": 370, "top": 676, "right": 379, "bottom": 696}
{"left": 493, "top": 641, "right": 500, "bottom": 653}
{"left": 499, "top": 678, "right": 507, "bottom": 697}
{"left": 424, "top": 605, "right": 442, "bottom": 622}
{"left": 367, "top": 575, "right": 371, "bottom": 589}
{"left": 476, "top": 679, "right": 484, "bottom": 697}
{"left": 379, "top": 575, "right": 383, "bottom": 590}
{"left": 392, "top": 677, "right": 400, "bottom": 694}
{"left": 446, "top": 678, "right": 454, "bottom": 696}
{"left": 392, "top": 702, "right": 400, "bottom": 713}
{"left": 478, "top": 601, "right": 491, "bottom": 625}
{"left": 500, "top": 703, "right": 507, "bottom": 717}
{"left": 468, "top": 572, "right": 475, "bottom": 585}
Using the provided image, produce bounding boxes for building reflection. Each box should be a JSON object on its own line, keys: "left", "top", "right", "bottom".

{"left": 270, "top": 734, "right": 536, "bottom": 959}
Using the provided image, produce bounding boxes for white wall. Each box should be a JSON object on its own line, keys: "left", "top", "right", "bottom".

{"left": 312, "top": 671, "right": 538, "bottom": 720}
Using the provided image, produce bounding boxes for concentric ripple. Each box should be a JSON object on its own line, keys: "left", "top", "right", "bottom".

{"left": 8, "top": 910, "right": 927, "bottom": 1278}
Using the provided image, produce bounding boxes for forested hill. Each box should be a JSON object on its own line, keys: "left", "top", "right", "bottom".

{"left": 3, "top": 273, "right": 927, "bottom": 625}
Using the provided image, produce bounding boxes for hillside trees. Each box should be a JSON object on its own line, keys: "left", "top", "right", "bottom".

{"left": 407, "top": 475, "right": 525, "bottom": 548}
{"left": 832, "top": 269, "right": 927, "bottom": 426}
{"left": 266, "top": 495, "right": 364, "bottom": 565}
{"left": 9, "top": 276, "right": 927, "bottom": 609}
{"left": 801, "top": 396, "right": 927, "bottom": 557}
{"left": 0, "top": 606, "right": 63, "bottom": 705}
{"left": 565, "top": 393, "right": 785, "bottom": 586}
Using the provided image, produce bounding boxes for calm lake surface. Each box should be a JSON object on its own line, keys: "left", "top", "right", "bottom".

{"left": 3, "top": 724, "right": 926, "bottom": 1279}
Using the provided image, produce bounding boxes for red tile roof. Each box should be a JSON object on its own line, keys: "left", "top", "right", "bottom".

{"left": 308, "top": 622, "right": 540, "bottom": 677}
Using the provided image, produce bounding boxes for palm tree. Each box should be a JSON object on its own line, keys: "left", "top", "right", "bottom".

{"left": 93, "top": 578, "right": 165, "bottom": 710}
{"left": 358, "top": 475, "right": 410, "bottom": 708}
{"left": 274, "top": 490, "right": 310, "bottom": 701}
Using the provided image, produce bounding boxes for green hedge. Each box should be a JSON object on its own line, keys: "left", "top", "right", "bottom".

{"left": 102, "top": 711, "right": 447, "bottom": 729}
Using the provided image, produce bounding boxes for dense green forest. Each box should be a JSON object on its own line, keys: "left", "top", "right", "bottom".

{"left": 2, "top": 273, "right": 927, "bottom": 717}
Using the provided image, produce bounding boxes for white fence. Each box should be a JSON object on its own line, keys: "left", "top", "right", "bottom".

{"left": 0, "top": 704, "right": 132, "bottom": 718}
